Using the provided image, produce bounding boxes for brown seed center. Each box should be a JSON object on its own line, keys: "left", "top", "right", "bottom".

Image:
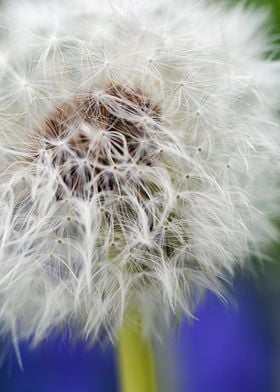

{"left": 34, "top": 86, "right": 161, "bottom": 199}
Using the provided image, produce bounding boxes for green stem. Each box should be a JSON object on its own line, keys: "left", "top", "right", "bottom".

{"left": 117, "top": 310, "right": 157, "bottom": 392}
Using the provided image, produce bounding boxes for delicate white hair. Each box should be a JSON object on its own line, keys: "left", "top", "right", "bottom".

{"left": 0, "top": 0, "right": 279, "bottom": 347}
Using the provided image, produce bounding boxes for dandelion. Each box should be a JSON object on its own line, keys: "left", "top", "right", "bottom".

{"left": 0, "top": 0, "right": 279, "bottom": 389}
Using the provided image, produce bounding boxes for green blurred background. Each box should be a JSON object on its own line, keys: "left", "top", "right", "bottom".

{"left": 231, "top": 0, "right": 280, "bottom": 49}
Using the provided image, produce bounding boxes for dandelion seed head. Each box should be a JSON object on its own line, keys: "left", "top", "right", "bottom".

{"left": 0, "top": 0, "right": 279, "bottom": 343}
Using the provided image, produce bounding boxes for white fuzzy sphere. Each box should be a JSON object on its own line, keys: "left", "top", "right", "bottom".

{"left": 0, "top": 0, "right": 279, "bottom": 344}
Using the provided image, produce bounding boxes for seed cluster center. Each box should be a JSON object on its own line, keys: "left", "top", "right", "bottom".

{"left": 36, "top": 86, "right": 161, "bottom": 199}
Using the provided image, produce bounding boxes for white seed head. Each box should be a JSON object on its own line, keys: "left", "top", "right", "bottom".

{"left": 0, "top": 0, "right": 279, "bottom": 344}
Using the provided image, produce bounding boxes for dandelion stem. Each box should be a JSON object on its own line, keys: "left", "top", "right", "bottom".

{"left": 117, "top": 310, "right": 157, "bottom": 392}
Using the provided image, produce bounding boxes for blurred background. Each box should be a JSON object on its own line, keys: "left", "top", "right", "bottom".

{"left": 1, "top": 0, "right": 280, "bottom": 391}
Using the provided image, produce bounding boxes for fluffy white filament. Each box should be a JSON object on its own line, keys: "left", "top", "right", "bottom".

{"left": 0, "top": 0, "right": 279, "bottom": 344}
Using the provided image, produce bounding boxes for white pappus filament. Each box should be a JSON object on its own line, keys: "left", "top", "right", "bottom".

{"left": 0, "top": 0, "right": 279, "bottom": 344}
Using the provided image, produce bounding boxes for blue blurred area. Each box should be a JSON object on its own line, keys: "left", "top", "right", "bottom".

{"left": 0, "top": 274, "right": 277, "bottom": 392}
{"left": 173, "top": 276, "right": 276, "bottom": 392}
{"left": 0, "top": 339, "right": 118, "bottom": 392}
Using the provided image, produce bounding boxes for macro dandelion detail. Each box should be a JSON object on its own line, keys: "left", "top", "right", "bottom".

{"left": 0, "top": 0, "right": 279, "bottom": 364}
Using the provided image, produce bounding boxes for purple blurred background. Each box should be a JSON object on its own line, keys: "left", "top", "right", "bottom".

{"left": 1, "top": 270, "right": 279, "bottom": 392}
